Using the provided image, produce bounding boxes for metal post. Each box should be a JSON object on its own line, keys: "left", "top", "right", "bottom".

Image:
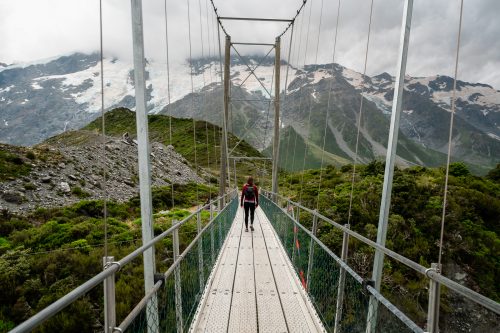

{"left": 233, "top": 159, "right": 237, "bottom": 190}
{"left": 334, "top": 224, "right": 350, "bottom": 333}
{"left": 427, "top": 263, "right": 441, "bottom": 333}
{"left": 219, "top": 209, "right": 223, "bottom": 246}
{"left": 172, "top": 219, "right": 183, "bottom": 333}
{"left": 292, "top": 208, "right": 298, "bottom": 263}
{"left": 219, "top": 35, "right": 231, "bottom": 208}
{"left": 103, "top": 257, "right": 116, "bottom": 333}
{"left": 211, "top": 221, "right": 215, "bottom": 264}
{"left": 130, "top": 1, "right": 159, "bottom": 331}
{"left": 210, "top": 204, "right": 215, "bottom": 262}
{"left": 271, "top": 36, "right": 281, "bottom": 198}
{"left": 284, "top": 200, "right": 291, "bottom": 247}
{"left": 367, "top": 1, "right": 413, "bottom": 332}
{"left": 306, "top": 212, "right": 318, "bottom": 291}
{"left": 197, "top": 211, "right": 205, "bottom": 290}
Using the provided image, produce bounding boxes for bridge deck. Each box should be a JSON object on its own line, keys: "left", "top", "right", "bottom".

{"left": 191, "top": 205, "right": 324, "bottom": 333}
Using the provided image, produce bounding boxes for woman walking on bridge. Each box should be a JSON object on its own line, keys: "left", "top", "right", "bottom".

{"left": 241, "top": 176, "right": 259, "bottom": 232}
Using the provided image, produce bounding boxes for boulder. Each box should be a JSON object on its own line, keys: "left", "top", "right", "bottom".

{"left": 2, "top": 191, "right": 25, "bottom": 204}
{"left": 59, "top": 182, "right": 71, "bottom": 194}
{"left": 41, "top": 176, "right": 52, "bottom": 183}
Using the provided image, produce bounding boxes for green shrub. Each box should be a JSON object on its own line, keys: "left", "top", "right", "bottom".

{"left": 65, "top": 239, "right": 91, "bottom": 254}
{"left": 448, "top": 162, "right": 470, "bottom": 177}
{"left": 0, "top": 151, "right": 31, "bottom": 181}
{"left": 487, "top": 163, "right": 500, "bottom": 182}
{"left": 71, "top": 187, "right": 90, "bottom": 199}
{"left": 24, "top": 182, "right": 36, "bottom": 191}
{"left": 25, "top": 151, "right": 36, "bottom": 160}
{"left": 0, "top": 319, "right": 15, "bottom": 332}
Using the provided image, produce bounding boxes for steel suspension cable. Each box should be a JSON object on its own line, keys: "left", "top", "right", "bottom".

{"left": 277, "top": 25, "right": 295, "bottom": 192}
{"left": 438, "top": 0, "right": 464, "bottom": 267}
{"left": 163, "top": 0, "right": 172, "bottom": 146}
{"left": 316, "top": 0, "right": 342, "bottom": 210}
{"left": 229, "top": 76, "right": 233, "bottom": 139}
{"left": 266, "top": 27, "right": 292, "bottom": 191}
{"left": 163, "top": 0, "right": 175, "bottom": 209}
{"left": 260, "top": 47, "right": 281, "bottom": 190}
{"left": 228, "top": 47, "right": 275, "bottom": 155}
{"left": 236, "top": 47, "right": 275, "bottom": 90}
{"left": 205, "top": 0, "right": 219, "bottom": 198}
{"left": 208, "top": 0, "right": 229, "bottom": 37}
{"left": 260, "top": 66, "right": 275, "bottom": 190}
{"left": 216, "top": 13, "right": 231, "bottom": 191}
{"left": 277, "top": 0, "right": 308, "bottom": 38}
{"left": 187, "top": 0, "right": 200, "bottom": 203}
{"left": 265, "top": 30, "right": 290, "bottom": 189}
{"left": 99, "top": 0, "right": 109, "bottom": 258}
{"left": 284, "top": 11, "right": 303, "bottom": 179}
{"left": 298, "top": 0, "right": 325, "bottom": 204}
{"left": 290, "top": 1, "right": 311, "bottom": 186}
{"left": 347, "top": 0, "right": 374, "bottom": 225}
{"left": 209, "top": 4, "right": 219, "bottom": 182}
{"left": 198, "top": 0, "right": 212, "bottom": 201}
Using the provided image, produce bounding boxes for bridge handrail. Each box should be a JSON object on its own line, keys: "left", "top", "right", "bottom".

{"left": 115, "top": 192, "right": 238, "bottom": 331}
{"left": 264, "top": 195, "right": 424, "bottom": 332}
{"left": 262, "top": 190, "right": 500, "bottom": 315}
{"left": 10, "top": 190, "right": 237, "bottom": 333}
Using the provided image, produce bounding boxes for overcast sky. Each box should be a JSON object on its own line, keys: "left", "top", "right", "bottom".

{"left": 1, "top": 0, "right": 499, "bottom": 88}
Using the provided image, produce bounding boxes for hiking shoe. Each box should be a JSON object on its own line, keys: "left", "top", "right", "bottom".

{"left": 250, "top": 225, "right": 254, "bottom": 231}
{"left": 245, "top": 228, "right": 249, "bottom": 232}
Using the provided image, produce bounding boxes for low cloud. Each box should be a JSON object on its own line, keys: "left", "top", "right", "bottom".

{"left": 1, "top": 0, "right": 499, "bottom": 88}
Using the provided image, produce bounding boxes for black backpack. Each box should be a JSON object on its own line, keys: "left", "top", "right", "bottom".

{"left": 245, "top": 185, "right": 255, "bottom": 200}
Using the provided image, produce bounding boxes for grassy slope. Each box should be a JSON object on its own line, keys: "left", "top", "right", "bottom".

{"left": 0, "top": 144, "right": 66, "bottom": 182}
{"left": 44, "top": 107, "right": 271, "bottom": 187}
{"left": 83, "top": 108, "right": 260, "bottom": 167}
{"left": 0, "top": 149, "right": 32, "bottom": 182}
{"left": 264, "top": 126, "right": 351, "bottom": 172}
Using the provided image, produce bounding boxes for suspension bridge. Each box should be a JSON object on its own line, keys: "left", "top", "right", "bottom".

{"left": 8, "top": 0, "right": 500, "bottom": 332}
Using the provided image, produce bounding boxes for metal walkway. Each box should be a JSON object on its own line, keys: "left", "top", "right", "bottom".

{"left": 191, "top": 205, "right": 325, "bottom": 333}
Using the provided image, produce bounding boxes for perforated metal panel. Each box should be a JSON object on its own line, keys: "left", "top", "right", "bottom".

{"left": 192, "top": 209, "right": 243, "bottom": 332}
{"left": 257, "top": 209, "right": 324, "bottom": 333}
{"left": 228, "top": 226, "right": 257, "bottom": 332}
{"left": 253, "top": 217, "right": 288, "bottom": 333}
{"left": 191, "top": 204, "right": 325, "bottom": 333}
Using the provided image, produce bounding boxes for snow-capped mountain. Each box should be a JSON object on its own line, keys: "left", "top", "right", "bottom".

{"left": 0, "top": 52, "right": 499, "bottom": 173}
{"left": 364, "top": 72, "right": 500, "bottom": 145}
{"left": 0, "top": 53, "right": 281, "bottom": 146}
{"left": 275, "top": 63, "right": 500, "bottom": 173}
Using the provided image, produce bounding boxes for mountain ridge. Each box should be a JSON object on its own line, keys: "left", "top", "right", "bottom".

{"left": 1, "top": 53, "right": 498, "bottom": 173}
{"left": 0, "top": 107, "right": 266, "bottom": 214}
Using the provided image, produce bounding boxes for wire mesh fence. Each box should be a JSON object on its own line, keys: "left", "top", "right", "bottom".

{"left": 260, "top": 193, "right": 423, "bottom": 333}
{"left": 115, "top": 196, "right": 238, "bottom": 332}
{"left": 439, "top": 288, "right": 500, "bottom": 333}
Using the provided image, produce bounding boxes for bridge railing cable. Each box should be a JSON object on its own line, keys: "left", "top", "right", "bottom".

{"left": 9, "top": 191, "right": 238, "bottom": 333}
{"left": 118, "top": 195, "right": 238, "bottom": 332}
{"left": 260, "top": 192, "right": 423, "bottom": 333}
{"left": 260, "top": 190, "right": 500, "bottom": 332}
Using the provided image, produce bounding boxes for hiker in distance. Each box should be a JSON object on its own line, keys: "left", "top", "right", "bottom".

{"left": 240, "top": 176, "right": 259, "bottom": 232}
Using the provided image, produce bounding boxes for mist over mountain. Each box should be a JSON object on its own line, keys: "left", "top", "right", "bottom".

{"left": 1, "top": 53, "right": 499, "bottom": 173}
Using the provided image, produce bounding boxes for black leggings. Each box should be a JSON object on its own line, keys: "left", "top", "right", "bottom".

{"left": 243, "top": 202, "right": 256, "bottom": 228}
